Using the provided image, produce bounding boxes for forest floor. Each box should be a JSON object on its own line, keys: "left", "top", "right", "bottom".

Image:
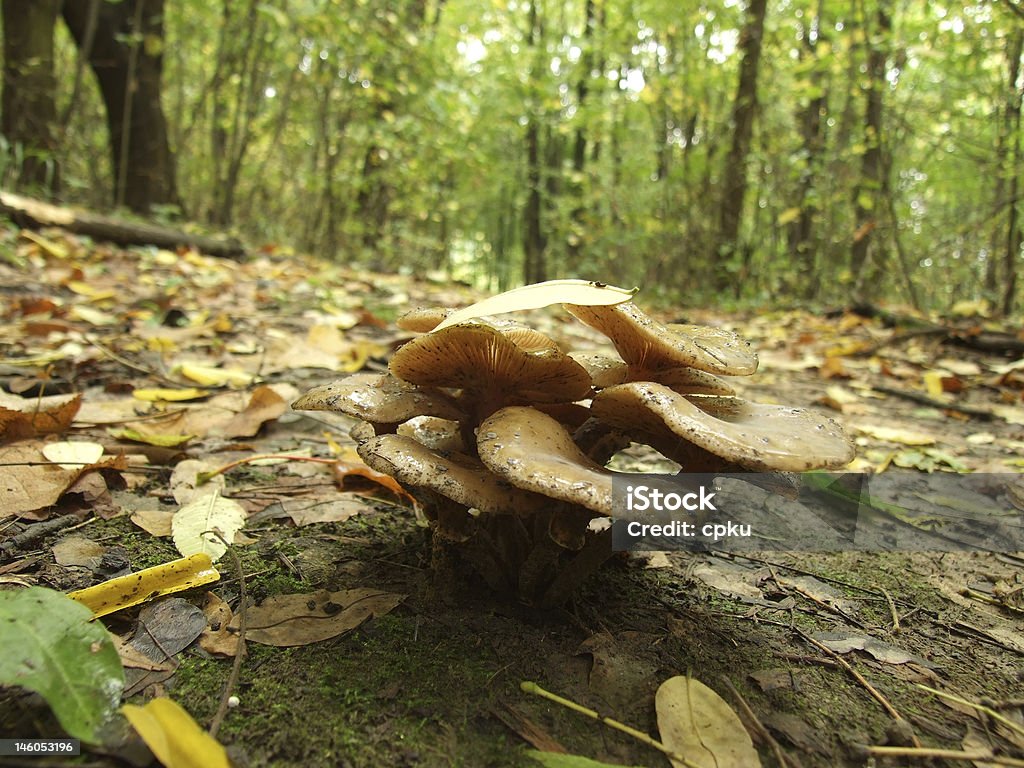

{"left": 1, "top": 224, "right": 1023, "bottom": 768}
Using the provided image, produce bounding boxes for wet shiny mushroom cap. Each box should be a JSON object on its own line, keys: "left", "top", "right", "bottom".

{"left": 591, "top": 382, "right": 855, "bottom": 472}
{"left": 396, "top": 307, "right": 451, "bottom": 333}
{"left": 477, "top": 406, "right": 614, "bottom": 515}
{"left": 389, "top": 323, "right": 591, "bottom": 407}
{"left": 357, "top": 432, "right": 545, "bottom": 515}
{"left": 291, "top": 372, "right": 461, "bottom": 424}
{"left": 565, "top": 302, "right": 757, "bottom": 376}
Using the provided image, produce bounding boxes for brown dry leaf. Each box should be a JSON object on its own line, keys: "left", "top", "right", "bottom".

{"left": 818, "top": 356, "right": 850, "bottom": 380}
{"left": 854, "top": 423, "right": 937, "bottom": 445}
{"left": 112, "top": 635, "right": 176, "bottom": 672}
{"left": 52, "top": 536, "right": 106, "bottom": 569}
{"left": 812, "top": 631, "right": 932, "bottom": 666}
{"left": 198, "top": 592, "right": 239, "bottom": 657}
{"left": 169, "top": 459, "right": 225, "bottom": 505}
{"left": 236, "top": 588, "right": 405, "bottom": 647}
{"left": 281, "top": 495, "right": 376, "bottom": 527}
{"left": 0, "top": 393, "right": 82, "bottom": 442}
{"left": 131, "top": 509, "right": 175, "bottom": 537}
{"left": 655, "top": 675, "right": 762, "bottom": 768}
{"left": 215, "top": 385, "right": 287, "bottom": 438}
{"left": 0, "top": 440, "right": 90, "bottom": 518}
{"left": 332, "top": 450, "right": 418, "bottom": 508}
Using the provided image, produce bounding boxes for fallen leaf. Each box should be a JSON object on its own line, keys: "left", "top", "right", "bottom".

{"left": 854, "top": 424, "right": 937, "bottom": 445}
{"left": 526, "top": 753, "right": 645, "bottom": 768}
{"left": 173, "top": 362, "right": 255, "bottom": 388}
{"left": 198, "top": 592, "right": 239, "bottom": 657}
{"left": 171, "top": 492, "right": 247, "bottom": 562}
{"left": 812, "top": 631, "right": 932, "bottom": 666}
{"left": 52, "top": 536, "right": 106, "bottom": 570}
{"left": 132, "top": 388, "right": 210, "bottom": 402}
{"left": 236, "top": 588, "right": 405, "bottom": 647}
{"left": 214, "top": 385, "right": 287, "bottom": 438}
{"left": 131, "top": 509, "right": 175, "bottom": 536}
{"left": 0, "top": 393, "right": 82, "bottom": 441}
{"left": 67, "top": 553, "right": 220, "bottom": 619}
{"left": 122, "top": 697, "right": 231, "bottom": 768}
{"left": 42, "top": 440, "right": 105, "bottom": 469}
{"left": 655, "top": 675, "right": 762, "bottom": 768}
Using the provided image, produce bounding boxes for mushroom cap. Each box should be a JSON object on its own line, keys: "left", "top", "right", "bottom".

{"left": 565, "top": 302, "right": 757, "bottom": 376}
{"left": 357, "top": 432, "right": 545, "bottom": 515}
{"left": 396, "top": 307, "right": 451, "bottom": 333}
{"left": 570, "top": 353, "right": 629, "bottom": 388}
{"left": 591, "top": 382, "right": 855, "bottom": 471}
{"left": 570, "top": 352, "right": 735, "bottom": 395}
{"left": 477, "top": 406, "right": 614, "bottom": 515}
{"left": 390, "top": 323, "right": 591, "bottom": 404}
{"left": 396, "top": 416, "right": 465, "bottom": 454}
{"left": 292, "top": 372, "right": 461, "bottom": 424}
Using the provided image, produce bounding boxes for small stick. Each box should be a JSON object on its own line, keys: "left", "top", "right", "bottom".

{"left": 865, "top": 745, "right": 1024, "bottom": 766}
{"left": 719, "top": 675, "right": 797, "bottom": 768}
{"left": 520, "top": 681, "right": 701, "bottom": 768}
{"left": 209, "top": 536, "right": 248, "bottom": 739}
{"left": 879, "top": 585, "right": 900, "bottom": 632}
{"left": 796, "top": 630, "right": 921, "bottom": 747}
{"left": 199, "top": 454, "right": 338, "bottom": 483}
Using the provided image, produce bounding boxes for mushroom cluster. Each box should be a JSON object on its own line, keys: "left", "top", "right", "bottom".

{"left": 293, "top": 290, "right": 854, "bottom": 606}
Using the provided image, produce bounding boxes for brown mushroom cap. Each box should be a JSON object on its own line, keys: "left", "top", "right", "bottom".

{"left": 565, "top": 302, "right": 757, "bottom": 376}
{"left": 477, "top": 406, "right": 615, "bottom": 515}
{"left": 357, "top": 433, "right": 545, "bottom": 515}
{"left": 591, "top": 382, "right": 855, "bottom": 471}
{"left": 390, "top": 323, "right": 591, "bottom": 406}
{"left": 292, "top": 372, "right": 461, "bottom": 424}
{"left": 396, "top": 307, "right": 451, "bottom": 333}
{"left": 396, "top": 416, "right": 466, "bottom": 454}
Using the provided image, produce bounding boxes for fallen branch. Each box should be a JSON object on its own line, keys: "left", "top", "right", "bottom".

{"left": 0, "top": 189, "right": 245, "bottom": 260}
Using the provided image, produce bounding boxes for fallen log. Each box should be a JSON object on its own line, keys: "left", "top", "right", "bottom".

{"left": 0, "top": 189, "right": 245, "bottom": 260}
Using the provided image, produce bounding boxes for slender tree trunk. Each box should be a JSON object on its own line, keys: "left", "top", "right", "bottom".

{"left": 62, "top": 0, "right": 179, "bottom": 213}
{"left": 1, "top": 0, "right": 60, "bottom": 194}
{"left": 1000, "top": 28, "right": 1023, "bottom": 315}
{"left": 850, "top": 5, "right": 890, "bottom": 296}
{"left": 567, "top": 0, "right": 599, "bottom": 262}
{"left": 523, "top": 0, "right": 547, "bottom": 283}
{"left": 715, "top": 0, "right": 768, "bottom": 290}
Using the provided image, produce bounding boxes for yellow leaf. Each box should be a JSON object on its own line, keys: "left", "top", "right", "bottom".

{"left": 68, "top": 553, "right": 219, "bottom": 618}
{"left": 69, "top": 305, "right": 117, "bottom": 326}
{"left": 776, "top": 207, "right": 802, "bottom": 226}
{"left": 66, "top": 280, "right": 116, "bottom": 301}
{"left": 21, "top": 230, "right": 69, "bottom": 259}
{"left": 174, "top": 362, "right": 255, "bottom": 388}
{"left": 922, "top": 370, "right": 945, "bottom": 398}
{"left": 171, "top": 492, "right": 247, "bottom": 562}
{"left": 133, "top": 387, "right": 210, "bottom": 402}
{"left": 122, "top": 698, "right": 231, "bottom": 768}
{"left": 107, "top": 427, "right": 194, "bottom": 447}
{"left": 433, "top": 279, "right": 636, "bottom": 331}
{"left": 854, "top": 424, "right": 936, "bottom": 446}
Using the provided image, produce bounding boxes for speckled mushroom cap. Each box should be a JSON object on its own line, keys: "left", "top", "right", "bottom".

{"left": 591, "top": 382, "right": 855, "bottom": 472}
{"left": 390, "top": 323, "right": 591, "bottom": 406}
{"left": 396, "top": 307, "right": 451, "bottom": 332}
{"left": 357, "top": 433, "right": 546, "bottom": 515}
{"left": 570, "top": 352, "right": 734, "bottom": 395}
{"left": 396, "top": 416, "right": 465, "bottom": 454}
{"left": 565, "top": 302, "right": 757, "bottom": 376}
{"left": 291, "top": 372, "right": 461, "bottom": 424}
{"left": 477, "top": 406, "right": 614, "bottom": 515}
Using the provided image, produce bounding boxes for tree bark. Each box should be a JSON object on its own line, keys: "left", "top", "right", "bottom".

{"left": 523, "top": 0, "right": 548, "bottom": 283}
{"left": 850, "top": 5, "right": 890, "bottom": 296}
{"left": 1, "top": 0, "right": 61, "bottom": 193}
{"left": 1000, "top": 28, "right": 1023, "bottom": 316}
{"left": 715, "top": 0, "right": 768, "bottom": 290}
{"left": 61, "top": 0, "right": 179, "bottom": 213}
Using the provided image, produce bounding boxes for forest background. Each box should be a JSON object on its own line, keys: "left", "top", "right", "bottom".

{"left": 2, "top": 0, "right": 1023, "bottom": 313}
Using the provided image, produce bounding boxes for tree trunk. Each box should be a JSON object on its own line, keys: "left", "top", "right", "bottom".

{"left": 62, "top": 0, "right": 179, "bottom": 213}
{"left": 1000, "top": 28, "right": 1023, "bottom": 316}
{"left": 1, "top": 0, "right": 60, "bottom": 194}
{"left": 523, "top": 0, "right": 547, "bottom": 284}
{"left": 850, "top": 5, "right": 890, "bottom": 296}
{"left": 715, "top": 0, "right": 768, "bottom": 290}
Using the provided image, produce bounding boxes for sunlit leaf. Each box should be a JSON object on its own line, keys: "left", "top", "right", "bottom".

{"left": 106, "top": 427, "right": 194, "bottom": 447}
{"left": 171, "top": 492, "right": 247, "bottom": 561}
{"left": 0, "top": 587, "right": 123, "bottom": 743}
{"left": 173, "top": 362, "right": 255, "bottom": 388}
{"left": 42, "top": 440, "right": 105, "bottom": 469}
{"left": 122, "top": 698, "right": 231, "bottom": 768}
{"left": 132, "top": 388, "right": 210, "bottom": 402}
{"left": 433, "top": 279, "right": 635, "bottom": 331}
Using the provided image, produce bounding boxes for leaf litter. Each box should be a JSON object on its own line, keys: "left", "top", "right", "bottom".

{"left": 1, "top": 227, "right": 1023, "bottom": 766}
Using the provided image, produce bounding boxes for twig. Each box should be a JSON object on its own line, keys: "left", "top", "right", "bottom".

{"left": 879, "top": 585, "right": 900, "bottom": 632}
{"left": 796, "top": 629, "right": 921, "bottom": 748}
{"left": 719, "top": 675, "right": 798, "bottom": 768}
{"left": 864, "top": 745, "right": 1024, "bottom": 766}
{"left": 0, "top": 515, "right": 80, "bottom": 559}
{"left": 209, "top": 536, "right": 248, "bottom": 739}
{"left": 520, "top": 681, "right": 702, "bottom": 768}
{"left": 869, "top": 384, "right": 995, "bottom": 419}
{"left": 199, "top": 454, "right": 338, "bottom": 484}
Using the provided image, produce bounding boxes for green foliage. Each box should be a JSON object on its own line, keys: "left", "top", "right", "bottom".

{"left": 0, "top": 587, "right": 124, "bottom": 743}
{"left": 43, "top": 0, "right": 1024, "bottom": 310}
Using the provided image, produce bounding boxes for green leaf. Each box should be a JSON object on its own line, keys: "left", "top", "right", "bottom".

{"left": 526, "top": 751, "right": 646, "bottom": 768}
{"left": 0, "top": 587, "right": 124, "bottom": 743}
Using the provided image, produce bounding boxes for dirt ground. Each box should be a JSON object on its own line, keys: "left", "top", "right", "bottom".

{"left": 1, "top": 230, "right": 1023, "bottom": 767}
